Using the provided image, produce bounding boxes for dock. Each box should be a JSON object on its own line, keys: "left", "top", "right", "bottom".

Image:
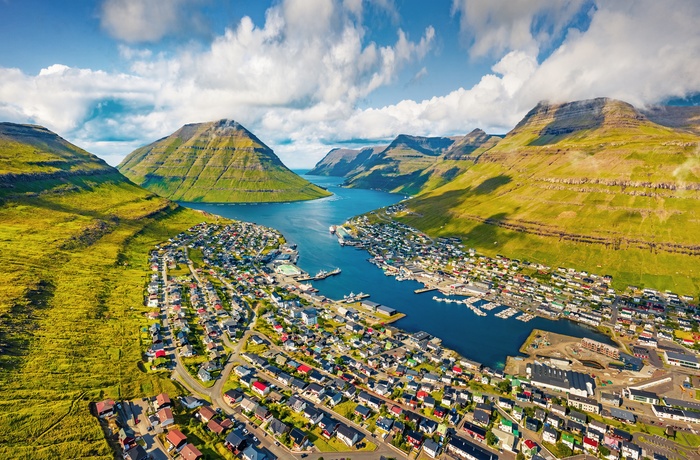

{"left": 414, "top": 286, "right": 437, "bottom": 294}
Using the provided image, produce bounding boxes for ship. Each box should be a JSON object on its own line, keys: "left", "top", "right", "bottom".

{"left": 329, "top": 225, "right": 337, "bottom": 234}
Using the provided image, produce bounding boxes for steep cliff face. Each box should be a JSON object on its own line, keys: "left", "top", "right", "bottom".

{"left": 307, "top": 146, "right": 385, "bottom": 176}
{"left": 509, "top": 97, "right": 647, "bottom": 139}
{"left": 443, "top": 129, "right": 502, "bottom": 159}
{"left": 118, "top": 119, "right": 330, "bottom": 202}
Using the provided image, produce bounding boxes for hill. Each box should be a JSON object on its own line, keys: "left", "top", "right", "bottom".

{"left": 118, "top": 119, "right": 330, "bottom": 202}
{"left": 0, "top": 123, "right": 214, "bottom": 459}
{"left": 307, "top": 145, "right": 385, "bottom": 176}
{"left": 395, "top": 98, "right": 700, "bottom": 294}
{"left": 341, "top": 134, "right": 458, "bottom": 194}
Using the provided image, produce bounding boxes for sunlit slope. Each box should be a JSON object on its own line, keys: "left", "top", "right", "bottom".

{"left": 0, "top": 122, "right": 213, "bottom": 459}
{"left": 399, "top": 98, "right": 700, "bottom": 292}
{"left": 119, "top": 119, "right": 330, "bottom": 202}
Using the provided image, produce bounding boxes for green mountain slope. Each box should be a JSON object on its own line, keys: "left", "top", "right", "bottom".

{"left": 396, "top": 98, "right": 700, "bottom": 293}
{"left": 0, "top": 123, "right": 212, "bottom": 459}
{"left": 118, "top": 119, "right": 330, "bottom": 202}
{"left": 307, "top": 145, "right": 385, "bottom": 176}
{"left": 343, "top": 134, "right": 458, "bottom": 194}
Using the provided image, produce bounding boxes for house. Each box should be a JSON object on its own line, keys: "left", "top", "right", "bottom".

{"left": 543, "top": 426, "right": 558, "bottom": 444}
{"left": 499, "top": 417, "right": 513, "bottom": 433}
{"left": 224, "top": 389, "right": 244, "bottom": 405}
{"left": 125, "top": 445, "right": 149, "bottom": 460}
{"left": 319, "top": 415, "right": 339, "bottom": 437}
{"left": 155, "top": 393, "right": 171, "bottom": 411}
{"left": 166, "top": 428, "right": 188, "bottom": 451}
{"left": 336, "top": 424, "right": 361, "bottom": 447}
{"left": 303, "top": 405, "right": 323, "bottom": 425}
{"left": 462, "top": 420, "right": 487, "bottom": 442}
{"left": 290, "top": 427, "right": 308, "bottom": 449}
{"left": 198, "top": 367, "right": 212, "bottom": 382}
{"left": 568, "top": 394, "right": 600, "bottom": 414}
{"left": 376, "top": 416, "right": 394, "bottom": 433}
{"left": 207, "top": 418, "right": 232, "bottom": 435}
{"left": 241, "top": 445, "right": 268, "bottom": 460}
{"left": 583, "top": 436, "right": 599, "bottom": 452}
{"left": 621, "top": 441, "right": 642, "bottom": 460}
{"left": 180, "top": 443, "right": 203, "bottom": 460}
{"left": 268, "top": 418, "right": 290, "bottom": 437}
{"left": 525, "top": 417, "right": 539, "bottom": 431}
{"left": 118, "top": 427, "right": 137, "bottom": 451}
{"left": 240, "top": 397, "right": 259, "bottom": 414}
{"left": 252, "top": 380, "right": 270, "bottom": 397}
{"left": 473, "top": 409, "right": 491, "bottom": 426}
{"left": 197, "top": 405, "right": 217, "bottom": 423}
{"left": 446, "top": 435, "right": 498, "bottom": 460}
{"left": 224, "top": 429, "right": 248, "bottom": 453}
{"left": 562, "top": 432, "right": 575, "bottom": 449}
{"left": 254, "top": 405, "right": 271, "bottom": 421}
{"left": 95, "top": 399, "right": 115, "bottom": 418}
{"left": 522, "top": 439, "right": 538, "bottom": 457}
{"left": 569, "top": 410, "right": 587, "bottom": 425}
{"left": 181, "top": 395, "right": 204, "bottom": 409}
{"left": 157, "top": 407, "right": 174, "bottom": 427}
{"left": 407, "top": 430, "right": 423, "bottom": 448}
{"left": 419, "top": 417, "right": 438, "bottom": 435}
{"left": 354, "top": 404, "right": 372, "bottom": 420}
{"left": 423, "top": 438, "right": 440, "bottom": 458}
{"left": 626, "top": 388, "right": 659, "bottom": 405}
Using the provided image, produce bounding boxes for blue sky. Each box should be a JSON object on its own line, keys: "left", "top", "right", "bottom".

{"left": 1, "top": 0, "right": 699, "bottom": 167}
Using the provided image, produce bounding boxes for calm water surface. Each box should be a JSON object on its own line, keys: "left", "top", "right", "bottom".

{"left": 181, "top": 173, "right": 613, "bottom": 368}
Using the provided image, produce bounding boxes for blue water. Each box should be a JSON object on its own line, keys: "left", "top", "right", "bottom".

{"left": 181, "top": 173, "right": 614, "bottom": 369}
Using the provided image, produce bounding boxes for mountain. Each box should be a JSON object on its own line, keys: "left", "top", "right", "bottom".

{"left": 307, "top": 145, "right": 385, "bottom": 177}
{"left": 118, "top": 119, "right": 330, "bottom": 202}
{"left": 0, "top": 123, "right": 207, "bottom": 459}
{"left": 396, "top": 98, "right": 700, "bottom": 293}
{"left": 341, "top": 134, "right": 458, "bottom": 194}
{"left": 310, "top": 130, "right": 500, "bottom": 195}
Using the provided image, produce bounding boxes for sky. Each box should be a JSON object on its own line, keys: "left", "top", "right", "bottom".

{"left": 1, "top": 0, "right": 699, "bottom": 168}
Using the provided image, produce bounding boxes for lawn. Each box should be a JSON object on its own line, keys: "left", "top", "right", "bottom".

{"left": 333, "top": 400, "right": 358, "bottom": 419}
{"left": 0, "top": 172, "right": 224, "bottom": 459}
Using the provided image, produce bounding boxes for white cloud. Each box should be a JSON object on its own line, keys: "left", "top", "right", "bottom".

{"left": 1, "top": 0, "right": 699, "bottom": 169}
{"left": 451, "top": 0, "right": 588, "bottom": 57}
{"left": 100, "top": 0, "right": 205, "bottom": 42}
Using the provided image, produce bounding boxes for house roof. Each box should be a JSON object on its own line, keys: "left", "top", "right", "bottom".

{"left": 166, "top": 429, "right": 187, "bottom": 447}
{"left": 156, "top": 393, "right": 171, "bottom": 407}
{"left": 157, "top": 407, "right": 173, "bottom": 423}
{"left": 198, "top": 405, "right": 217, "bottom": 421}
{"left": 252, "top": 381, "right": 268, "bottom": 391}
{"left": 180, "top": 443, "right": 203, "bottom": 460}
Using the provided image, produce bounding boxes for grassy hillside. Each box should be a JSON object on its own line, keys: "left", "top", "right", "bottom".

{"left": 119, "top": 119, "right": 330, "bottom": 202}
{"left": 344, "top": 134, "right": 457, "bottom": 194}
{"left": 307, "top": 146, "right": 385, "bottom": 177}
{"left": 0, "top": 123, "right": 219, "bottom": 459}
{"left": 397, "top": 98, "right": 700, "bottom": 295}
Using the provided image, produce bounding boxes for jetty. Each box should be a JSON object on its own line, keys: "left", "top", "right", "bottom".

{"left": 414, "top": 286, "right": 437, "bottom": 294}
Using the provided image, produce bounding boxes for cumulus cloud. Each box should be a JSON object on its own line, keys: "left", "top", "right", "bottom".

{"left": 451, "top": 0, "right": 589, "bottom": 57}
{"left": 1, "top": 0, "right": 699, "bottom": 168}
{"left": 100, "top": 0, "right": 205, "bottom": 42}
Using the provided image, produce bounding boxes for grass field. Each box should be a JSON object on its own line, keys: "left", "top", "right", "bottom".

{"left": 0, "top": 172, "right": 221, "bottom": 458}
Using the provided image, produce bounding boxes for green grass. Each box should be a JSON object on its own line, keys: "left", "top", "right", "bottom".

{"left": 118, "top": 120, "right": 330, "bottom": 203}
{"left": 0, "top": 141, "right": 224, "bottom": 459}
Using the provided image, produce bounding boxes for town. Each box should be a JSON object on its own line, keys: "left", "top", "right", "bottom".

{"left": 95, "top": 218, "right": 700, "bottom": 460}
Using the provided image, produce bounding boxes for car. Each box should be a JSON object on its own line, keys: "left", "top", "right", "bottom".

{"left": 253, "top": 436, "right": 259, "bottom": 442}
{"left": 300, "top": 455, "right": 308, "bottom": 458}
{"left": 274, "top": 441, "right": 280, "bottom": 446}
{"left": 243, "top": 428, "right": 249, "bottom": 434}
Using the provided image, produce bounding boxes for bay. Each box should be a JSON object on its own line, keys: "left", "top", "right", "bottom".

{"left": 181, "top": 172, "right": 614, "bottom": 369}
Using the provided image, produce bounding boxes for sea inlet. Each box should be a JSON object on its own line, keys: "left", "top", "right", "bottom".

{"left": 181, "top": 173, "right": 613, "bottom": 369}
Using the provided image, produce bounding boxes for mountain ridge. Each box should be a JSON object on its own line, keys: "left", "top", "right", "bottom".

{"left": 119, "top": 119, "right": 330, "bottom": 202}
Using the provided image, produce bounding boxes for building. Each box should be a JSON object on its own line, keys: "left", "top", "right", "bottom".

{"left": 423, "top": 438, "right": 440, "bottom": 458}
{"left": 180, "top": 443, "right": 203, "bottom": 460}
{"left": 446, "top": 436, "right": 498, "bottom": 460}
{"left": 568, "top": 394, "right": 600, "bottom": 414}
{"left": 527, "top": 362, "right": 595, "bottom": 397}
{"left": 166, "top": 429, "right": 188, "bottom": 451}
{"left": 581, "top": 338, "right": 620, "bottom": 359}
{"left": 664, "top": 350, "right": 700, "bottom": 369}
{"left": 625, "top": 388, "right": 659, "bottom": 405}
{"left": 336, "top": 424, "right": 360, "bottom": 447}
{"left": 652, "top": 405, "right": 700, "bottom": 423}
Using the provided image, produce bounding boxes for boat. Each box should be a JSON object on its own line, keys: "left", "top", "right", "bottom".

{"left": 329, "top": 225, "right": 337, "bottom": 234}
